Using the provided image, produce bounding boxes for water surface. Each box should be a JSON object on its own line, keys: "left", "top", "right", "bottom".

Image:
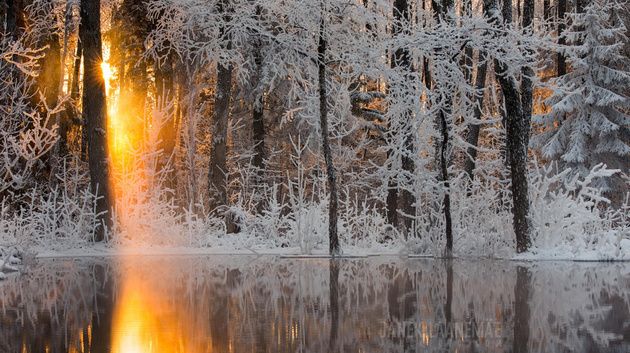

{"left": 1, "top": 256, "right": 629, "bottom": 352}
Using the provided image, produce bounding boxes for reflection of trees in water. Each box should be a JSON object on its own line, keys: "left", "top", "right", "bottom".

{"left": 0, "top": 257, "right": 629, "bottom": 352}
{"left": 0, "top": 259, "right": 114, "bottom": 353}
{"left": 527, "top": 263, "right": 630, "bottom": 352}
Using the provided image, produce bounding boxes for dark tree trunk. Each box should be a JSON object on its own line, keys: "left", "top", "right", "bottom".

{"left": 2, "top": 0, "right": 25, "bottom": 40}
{"left": 71, "top": 43, "right": 82, "bottom": 102}
{"left": 461, "top": 0, "right": 474, "bottom": 83}
{"left": 496, "top": 67, "right": 531, "bottom": 253}
{"left": 438, "top": 109, "right": 453, "bottom": 253}
{"left": 318, "top": 3, "right": 339, "bottom": 255}
{"left": 464, "top": 49, "right": 488, "bottom": 183}
{"left": 386, "top": 178, "right": 398, "bottom": 227}
{"left": 252, "top": 98, "right": 265, "bottom": 213}
{"left": 208, "top": 62, "right": 232, "bottom": 211}
{"left": 432, "top": 0, "right": 455, "bottom": 254}
{"left": 391, "top": 0, "right": 416, "bottom": 235}
{"left": 521, "top": 0, "right": 534, "bottom": 153}
{"left": 208, "top": 0, "right": 232, "bottom": 213}
{"left": 251, "top": 16, "right": 266, "bottom": 215}
{"left": 69, "top": 42, "right": 88, "bottom": 160}
{"left": 557, "top": 0, "right": 567, "bottom": 76}
{"left": 488, "top": 0, "right": 532, "bottom": 253}
{"left": 503, "top": 0, "right": 513, "bottom": 24}
{"left": 80, "top": 0, "right": 113, "bottom": 242}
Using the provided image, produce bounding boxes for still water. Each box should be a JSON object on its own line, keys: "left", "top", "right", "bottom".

{"left": 1, "top": 256, "right": 629, "bottom": 352}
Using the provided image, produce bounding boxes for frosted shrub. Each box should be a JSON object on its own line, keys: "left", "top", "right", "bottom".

{"left": 529, "top": 163, "right": 624, "bottom": 258}
{"left": 285, "top": 174, "right": 327, "bottom": 254}
{"left": 282, "top": 136, "right": 328, "bottom": 254}
{"left": 0, "top": 157, "right": 101, "bottom": 250}
{"left": 450, "top": 173, "right": 515, "bottom": 257}
{"left": 338, "top": 191, "right": 398, "bottom": 250}
{"left": 247, "top": 183, "right": 290, "bottom": 247}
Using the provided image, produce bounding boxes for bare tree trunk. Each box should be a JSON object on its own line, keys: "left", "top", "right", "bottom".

{"left": 520, "top": 0, "right": 534, "bottom": 150}
{"left": 385, "top": 178, "right": 398, "bottom": 227}
{"left": 57, "top": 1, "right": 74, "bottom": 163}
{"left": 208, "top": 0, "right": 232, "bottom": 213}
{"left": 2, "top": 0, "right": 25, "bottom": 40}
{"left": 464, "top": 50, "right": 488, "bottom": 183}
{"left": 69, "top": 42, "right": 88, "bottom": 160}
{"left": 208, "top": 63, "right": 232, "bottom": 211}
{"left": 486, "top": 0, "right": 532, "bottom": 253}
{"left": 438, "top": 109, "right": 453, "bottom": 253}
{"left": 503, "top": 0, "right": 513, "bottom": 25}
{"left": 390, "top": 0, "right": 416, "bottom": 236}
{"left": 432, "top": 0, "right": 454, "bottom": 255}
{"left": 557, "top": 0, "right": 567, "bottom": 76}
{"left": 80, "top": 0, "right": 113, "bottom": 242}
{"left": 251, "top": 13, "right": 266, "bottom": 215}
{"left": 318, "top": 2, "right": 339, "bottom": 255}
{"left": 252, "top": 97, "right": 265, "bottom": 213}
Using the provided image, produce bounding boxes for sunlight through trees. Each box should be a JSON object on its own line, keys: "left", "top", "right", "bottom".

{"left": 0, "top": 0, "right": 628, "bottom": 258}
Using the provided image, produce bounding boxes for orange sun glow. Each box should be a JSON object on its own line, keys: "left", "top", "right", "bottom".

{"left": 101, "top": 61, "right": 113, "bottom": 93}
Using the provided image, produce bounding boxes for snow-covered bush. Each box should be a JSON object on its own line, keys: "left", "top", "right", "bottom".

{"left": 528, "top": 163, "right": 629, "bottom": 259}
{"left": 0, "top": 155, "right": 102, "bottom": 252}
{"left": 450, "top": 172, "right": 515, "bottom": 257}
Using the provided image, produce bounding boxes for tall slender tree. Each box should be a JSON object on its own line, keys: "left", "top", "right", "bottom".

{"left": 389, "top": 0, "right": 416, "bottom": 235}
{"left": 208, "top": 0, "right": 233, "bottom": 213}
{"left": 463, "top": 50, "right": 488, "bottom": 183}
{"left": 80, "top": 0, "right": 113, "bottom": 241}
{"left": 432, "top": 0, "right": 455, "bottom": 254}
{"left": 488, "top": 0, "right": 532, "bottom": 253}
{"left": 318, "top": 0, "right": 339, "bottom": 255}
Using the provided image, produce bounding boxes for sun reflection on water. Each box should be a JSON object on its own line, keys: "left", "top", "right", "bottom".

{"left": 111, "top": 269, "right": 213, "bottom": 353}
{"left": 103, "top": 53, "right": 205, "bottom": 353}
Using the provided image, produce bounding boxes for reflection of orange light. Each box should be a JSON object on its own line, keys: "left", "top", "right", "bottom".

{"left": 111, "top": 270, "right": 212, "bottom": 353}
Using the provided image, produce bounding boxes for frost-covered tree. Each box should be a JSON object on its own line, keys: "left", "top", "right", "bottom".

{"left": 485, "top": 0, "right": 535, "bottom": 253}
{"left": 533, "top": 0, "right": 630, "bottom": 192}
{"left": 0, "top": 2, "right": 65, "bottom": 199}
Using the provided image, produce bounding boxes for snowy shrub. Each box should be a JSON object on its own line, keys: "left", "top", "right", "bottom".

{"left": 450, "top": 172, "right": 515, "bottom": 257}
{"left": 0, "top": 156, "right": 101, "bottom": 251}
{"left": 247, "top": 183, "right": 290, "bottom": 247}
{"left": 338, "top": 191, "right": 399, "bottom": 250}
{"left": 528, "top": 163, "right": 628, "bottom": 259}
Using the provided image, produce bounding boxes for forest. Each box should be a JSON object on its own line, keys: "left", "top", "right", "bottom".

{"left": 0, "top": 0, "right": 629, "bottom": 259}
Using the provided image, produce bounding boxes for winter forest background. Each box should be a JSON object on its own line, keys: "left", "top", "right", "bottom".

{"left": 0, "top": 0, "right": 629, "bottom": 259}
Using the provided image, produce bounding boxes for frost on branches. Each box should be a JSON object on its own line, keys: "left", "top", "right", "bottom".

{"left": 533, "top": 0, "right": 630, "bottom": 194}
{"left": 0, "top": 33, "right": 60, "bottom": 196}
